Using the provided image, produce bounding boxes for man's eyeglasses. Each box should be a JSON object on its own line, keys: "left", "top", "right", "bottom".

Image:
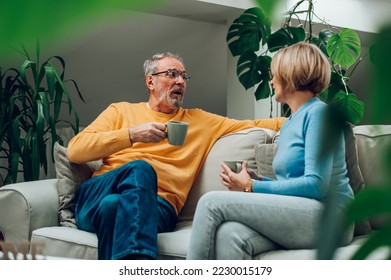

{"left": 151, "top": 69, "right": 191, "bottom": 81}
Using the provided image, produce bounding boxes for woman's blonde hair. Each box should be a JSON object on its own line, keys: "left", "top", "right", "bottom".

{"left": 270, "top": 42, "right": 331, "bottom": 95}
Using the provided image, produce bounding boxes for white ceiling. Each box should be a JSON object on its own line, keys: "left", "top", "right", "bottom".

{"left": 125, "top": 0, "right": 242, "bottom": 24}
{"left": 130, "top": 0, "right": 391, "bottom": 35}
{"left": 130, "top": 0, "right": 391, "bottom": 47}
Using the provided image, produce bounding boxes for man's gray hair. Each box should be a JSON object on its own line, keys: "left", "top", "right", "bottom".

{"left": 143, "top": 52, "right": 184, "bottom": 76}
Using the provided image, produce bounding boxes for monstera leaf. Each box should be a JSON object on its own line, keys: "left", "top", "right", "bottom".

{"left": 311, "top": 29, "right": 335, "bottom": 56}
{"left": 226, "top": 7, "right": 271, "bottom": 57}
{"left": 267, "top": 26, "right": 306, "bottom": 52}
{"left": 253, "top": 56, "right": 272, "bottom": 100}
{"left": 237, "top": 51, "right": 271, "bottom": 99}
{"left": 320, "top": 71, "right": 351, "bottom": 103}
{"left": 327, "top": 28, "right": 361, "bottom": 69}
{"left": 331, "top": 91, "right": 364, "bottom": 125}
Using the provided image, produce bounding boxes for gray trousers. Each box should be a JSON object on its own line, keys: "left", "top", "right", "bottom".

{"left": 187, "top": 191, "right": 353, "bottom": 259}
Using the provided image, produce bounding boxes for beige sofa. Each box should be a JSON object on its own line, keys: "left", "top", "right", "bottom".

{"left": 0, "top": 125, "right": 390, "bottom": 260}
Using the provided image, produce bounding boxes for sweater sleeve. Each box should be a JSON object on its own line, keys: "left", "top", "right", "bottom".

{"left": 254, "top": 117, "right": 286, "bottom": 131}
{"left": 67, "top": 104, "right": 132, "bottom": 163}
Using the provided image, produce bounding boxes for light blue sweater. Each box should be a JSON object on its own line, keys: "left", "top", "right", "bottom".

{"left": 253, "top": 97, "right": 354, "bottom": 206}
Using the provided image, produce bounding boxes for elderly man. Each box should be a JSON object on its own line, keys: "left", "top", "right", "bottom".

{"left": 67, "top": 52, "right": 285, "bottom": 260}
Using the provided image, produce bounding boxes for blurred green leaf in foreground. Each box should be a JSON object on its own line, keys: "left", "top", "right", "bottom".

{"left": 0, "top": 0, "right": 163, "bottom": 59}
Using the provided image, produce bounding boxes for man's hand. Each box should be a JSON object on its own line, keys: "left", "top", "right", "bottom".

{"left": 128, "top": 122, "right": 167, "bottom": 143}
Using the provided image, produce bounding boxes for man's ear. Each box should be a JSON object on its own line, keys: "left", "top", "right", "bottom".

{"left": 146, "top": 75, "right": 154, "bottom": 90}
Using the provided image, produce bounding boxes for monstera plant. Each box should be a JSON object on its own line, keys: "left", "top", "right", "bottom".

{"left": 0, "top": 44, "right": 84, "bottom": 185}
{"left": 226, "top": 0, "right": 365, "bottom": 125}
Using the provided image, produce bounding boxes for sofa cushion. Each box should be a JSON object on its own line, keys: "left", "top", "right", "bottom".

{"left": 157, "top": 221, "right": 192, "bottom": 259}
{"left": 54, "top": 142, "right": 102, "bottom": 228}
{"left": 353, "top": 125, "right": 391, "bottom": 187}
{"left": 31, "top": 221, "right": 193, "bottom": 260}
{"left": 254, "top": 143, "right": 277, "bottom": 179}
{"left": 343, "top": 124, "right": 372, "bottom": 236}
{"left": 178, "top": 127, "right": 276, "bottom": 221}
{"left": 344, "top": 123, "right": 365, "bottom": 195}
{"left": 353, "top": 125, "right": 391, "bottom": 230}
{"left": 31, "top": 227, "right": 98, "bottom": 259}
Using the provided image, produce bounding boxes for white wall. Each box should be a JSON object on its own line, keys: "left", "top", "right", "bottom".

{"left": 50, "top": 9, "right": 229, "bottom": 126}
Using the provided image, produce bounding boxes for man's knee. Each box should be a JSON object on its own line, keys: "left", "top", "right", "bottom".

{"left": 99, "top": 194, "right": 120, "bottom": 216}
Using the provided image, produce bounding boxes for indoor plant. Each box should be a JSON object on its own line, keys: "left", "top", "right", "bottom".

{"left": 0, "top": 44, "right": 84, "bottom": 185}
{"left": 226, "top": 0, "right": 365, "bottom": 125}
{"left": 340, "top": 25, "right": 391, "bottom": 260}
{"left": 237, "top": 0, "right": 391, "bottom": 260}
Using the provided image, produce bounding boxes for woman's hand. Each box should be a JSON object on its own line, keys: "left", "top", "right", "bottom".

{"left": 220, "top": 161, "right": 251, "bottom": 192}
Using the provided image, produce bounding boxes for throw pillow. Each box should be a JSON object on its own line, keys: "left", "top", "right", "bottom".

{"left": 344, "top": 123, "right": 365, "bottom": 194}
{"left": 353, "top": 125, "right": 391, "bottom": 230}
{"left": 343, "top": 123, "right": 372, "bottom": 236}
{"left": 54, "top": 142, "right": 102, "bottom": 228}
{"left": 254, "top": 142, "right": 278, "bottom": 179}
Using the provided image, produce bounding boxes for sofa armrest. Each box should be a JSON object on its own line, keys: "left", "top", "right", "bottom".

{"left": 0, "top": 179, "right": 59, "bottom": 245}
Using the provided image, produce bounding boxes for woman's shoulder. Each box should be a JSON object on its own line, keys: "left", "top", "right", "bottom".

{"left": 305, "top": 98, "right": 328, "bottom": 115}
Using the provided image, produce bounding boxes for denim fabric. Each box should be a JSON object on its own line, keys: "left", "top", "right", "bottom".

{"left": 187, "top": 191, "right": 354, "bottom": 260}
{"left": 74, "top": 160, "right": 178, "bottom": 260}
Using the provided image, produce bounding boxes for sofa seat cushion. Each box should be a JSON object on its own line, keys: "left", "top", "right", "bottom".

{"left": 31, "top": 221, "right": 193, "bottom": 260}
{"left": 31, "top": 227, "right": 98, "bottom": 259}
{"left": 256, "top": 235, "right": 390, "bottom": 260}
{"left": 157, "top": 221, "right": 192, "bottom": 259}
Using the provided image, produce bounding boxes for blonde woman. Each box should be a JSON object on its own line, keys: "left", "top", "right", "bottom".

{"left": 187, "top": 42, "right": 354, "bottom": 259}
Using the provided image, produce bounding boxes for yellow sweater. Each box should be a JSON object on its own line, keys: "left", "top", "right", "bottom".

{"left": 67, "top": 102, "right": 285, "bottom": 214}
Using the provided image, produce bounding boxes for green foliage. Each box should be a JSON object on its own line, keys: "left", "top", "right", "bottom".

{"left": 227, "top": 7, "right": 271, "bottom": 56}
{"left": 226, "top": 1, "right": 366, "bottom": 125}
{"left": 326, "top": 28, "right": 361, "bottom": 69}
{"left": 0, "top": 0, "right": 164, "bottom": 59}
{"left": 0, "top": 45, "right": 84, "bottom": 184}
{"left": 346, "top": 186, "right": 391, "bottom": 259}
{"left": 341, "top": 25, "right": 391, "bottom": 260}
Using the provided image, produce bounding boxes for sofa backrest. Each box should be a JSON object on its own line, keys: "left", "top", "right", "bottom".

{"left": 178, "top": 127, "right": 276, "bottom": 221}
{"left": 353, "top": 125, "right": 391, "bottom": 187}
{"left": 353, "top": 125, "right": 391, "bottom": 230}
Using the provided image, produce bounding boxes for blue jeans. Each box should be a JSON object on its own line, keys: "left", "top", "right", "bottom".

{"left": 74, "top": 160, "right": 178, "bottom": 260}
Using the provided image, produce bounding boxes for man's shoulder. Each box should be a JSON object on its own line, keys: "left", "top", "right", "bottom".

{"left": 108, "top": 101, "right": 144, "bottom": 109}
{"left": 181, "top": 107, "right": 203, "bottom": 113}
{"left": 111, "top": 101, "right": 142, "bottom": 106}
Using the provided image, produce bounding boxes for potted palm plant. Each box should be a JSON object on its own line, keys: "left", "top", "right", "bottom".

{"left": 226, "top": 0, "right": 365, "bottom": 125}
{"left": 0, "top": 44, "right": 84, "bottom": 185}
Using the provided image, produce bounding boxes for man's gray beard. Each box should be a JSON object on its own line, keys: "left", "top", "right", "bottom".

{"left": 169, "top": 96, "right": 184, "bottom": 108}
